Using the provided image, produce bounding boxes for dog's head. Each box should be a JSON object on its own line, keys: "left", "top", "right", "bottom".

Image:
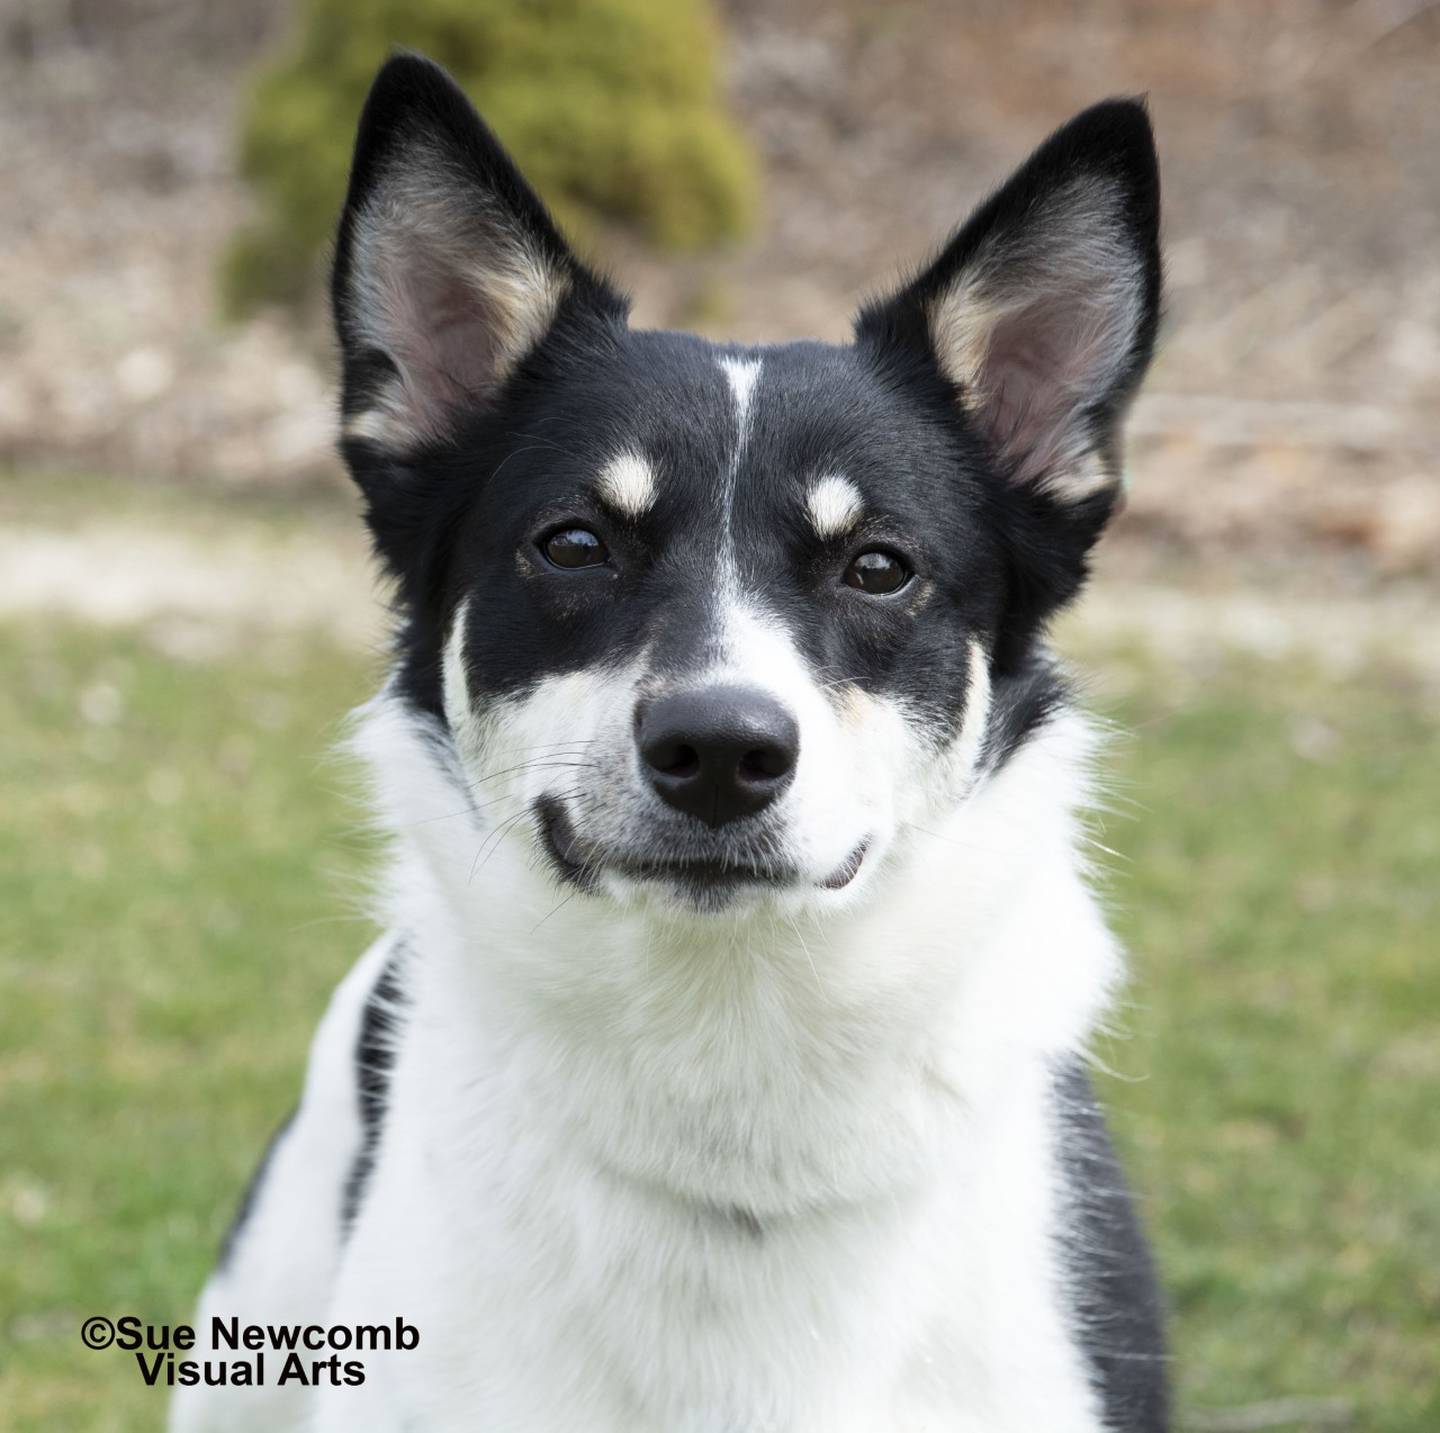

{"left": 334, "top": 55, "right": 1160, "bottom": 919}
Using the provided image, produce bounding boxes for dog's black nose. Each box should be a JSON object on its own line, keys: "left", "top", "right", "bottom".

{"left": 638, "top": 685, "right": 799, "bottom": 828}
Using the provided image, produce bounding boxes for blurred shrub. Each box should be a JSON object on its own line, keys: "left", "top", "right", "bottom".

{"left": 224, "top": 0, "right": 757, "bottom": 315}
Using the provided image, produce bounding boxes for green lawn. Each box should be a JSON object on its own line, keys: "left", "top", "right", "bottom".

{"left": 2, "top": 618, "right": 1436, "bottom": 1431}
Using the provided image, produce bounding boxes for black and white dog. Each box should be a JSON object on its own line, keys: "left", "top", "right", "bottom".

{"left": 173, "top": 54, "right": 1167, "bottom": 1433}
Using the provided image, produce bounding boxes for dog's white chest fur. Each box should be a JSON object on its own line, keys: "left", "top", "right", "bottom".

{"left": 332, "top": 1050, "right": 1103, "bottom": 1433}
{"left": 329, "top": 1081, "right": 1100, "bottom": 1432}
{"left": 172, "top": 700, "right": 1123, "bottom": 1433}
{"left": 291, "top": 706, "right": 1114, "bottom": 1433}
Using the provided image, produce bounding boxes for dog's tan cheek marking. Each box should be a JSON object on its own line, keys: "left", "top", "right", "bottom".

{"left": 831, "top": 681, "right": 874, "bottom": 731}
{"left": 901, "top": 579, "right": 935, "bottom": 615}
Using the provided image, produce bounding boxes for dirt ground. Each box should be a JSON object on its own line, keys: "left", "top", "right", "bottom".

{"left": 2, "top": 0, "right": 1438, "bottom": 582}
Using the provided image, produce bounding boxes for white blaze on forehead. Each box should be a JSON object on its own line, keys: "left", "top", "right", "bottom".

{"left": 595, "top": 451, "right": 658, "bottom": 518}
{"left": 716, "top": 355, "right": 763, "bottom": 593}
{"left": 805, "top": 474, "right": 864, "bottom": 540}
{"left": 718, "top": 355, "right": 761, "bottom": 432}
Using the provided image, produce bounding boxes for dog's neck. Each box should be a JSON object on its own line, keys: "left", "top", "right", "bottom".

{"left": 350, "top": 693, "right": 1120, "bottom": 1217}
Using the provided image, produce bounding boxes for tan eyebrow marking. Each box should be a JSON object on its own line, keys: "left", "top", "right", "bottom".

{"left": 805, "top": 474, "right": 865, "bottom": 540}
{"left": 595, "top": 451, "right": 658, "bottom": 518}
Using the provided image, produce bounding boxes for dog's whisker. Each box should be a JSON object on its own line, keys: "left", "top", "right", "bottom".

{"left": 783, "top": 911, "right": 824, "bottom": 999}
{"left": 530, "top": 890, "right": 578, "bottom": 933}
{"left": 467, "top": 807, "right": 533, "bottom": 885}
{"left": 466, "top": 756, "right": 597, "bottom": 787}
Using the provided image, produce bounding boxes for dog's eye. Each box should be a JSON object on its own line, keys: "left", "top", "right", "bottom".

{"left": 541, "top": 527, "right": 609, "bottom": 569}
{"left": 842, "top": 550, "right": 910, "bottom": 595}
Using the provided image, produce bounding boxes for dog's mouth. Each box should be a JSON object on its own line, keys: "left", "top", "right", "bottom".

{"left": 536, "top": 799, "right": 867, "bottom": 899}
{"left": 819, "top": 840, "right": 868, "bottom": 891}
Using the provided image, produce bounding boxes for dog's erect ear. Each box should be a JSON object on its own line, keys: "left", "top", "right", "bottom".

{"left": 857, "top": 99, "right": 1161, "bottom": 659}
{"left": 332, "top": 54, "right": 626, "bottom": 460}
{"left": 859, "top": 99, "right": 1161, "bottom": 506}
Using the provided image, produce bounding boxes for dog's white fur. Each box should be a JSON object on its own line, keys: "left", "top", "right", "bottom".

{"left": 173, "top": 640, "right": 1120, "bottom": 1431}
{"left": 805, "top": 474, "right": 866, "bottom": 540}
{"left": 595, "top": 450, "right": 659, "bottom": 518}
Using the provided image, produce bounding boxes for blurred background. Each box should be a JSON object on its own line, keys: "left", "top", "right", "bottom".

{"left": 1, "top": 1, "right": 1436, "bottom": 1429}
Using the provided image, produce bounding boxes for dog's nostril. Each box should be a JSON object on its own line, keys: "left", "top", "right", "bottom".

{"left": 738, "top": 745, "right": 792, "bottom": 782}
{"left": 658, "top": 743, "right": 700, "bottom": 779}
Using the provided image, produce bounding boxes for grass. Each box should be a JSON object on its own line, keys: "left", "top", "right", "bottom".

{"left": 0, "top": 622, "right": 379, "bottom": 1430}
{"left": 1093, "top": 651, "right": 1440, "bottom": 1431}
{"left": 2, "top": 616, "right": 1436, "bottom": 1430}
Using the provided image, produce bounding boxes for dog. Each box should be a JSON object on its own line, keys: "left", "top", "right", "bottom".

{"left": 171, "top": 52, "right": 1168, "bottom": 1433}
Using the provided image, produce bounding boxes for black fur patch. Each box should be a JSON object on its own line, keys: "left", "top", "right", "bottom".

{"left": 983, "top": 649, "right": 1073, "bottom": 775}
{"left": 216, "top": 1108, "right": 295, "bottom": 1270}
{"left": 1053, "top": 1058, "right": 1170, "bottom": 1432}
{"left": 341, "top": 944, "right": 409, "bottom": 1231}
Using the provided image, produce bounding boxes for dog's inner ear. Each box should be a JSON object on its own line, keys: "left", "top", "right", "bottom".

{"left": 927, "top": 186, "right": 1150, "bottom": 503}
{"left": 344, "top": 190, "right": 562, "bottom": 448}
{"left": 859, "top": 101, "right": 1160, "bottom": 512}
{"left": 333, "top": 58, "right": 623, "bottom": 456}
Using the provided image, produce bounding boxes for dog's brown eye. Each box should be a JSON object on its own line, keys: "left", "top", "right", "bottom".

{"left": 541, "top": 527, "right": 609, "bottom": 569}
{"left": 843, "top": 550, "right": 910, "bottom": 595}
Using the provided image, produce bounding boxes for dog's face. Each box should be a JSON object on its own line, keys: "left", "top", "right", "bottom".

{"left": 334, "top": 58, "right": 1160, "bottom": 917}
{"left": 434, "top": 332, "right": 1000, "bottom": 914}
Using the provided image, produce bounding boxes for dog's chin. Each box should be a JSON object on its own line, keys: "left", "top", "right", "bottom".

{"left": 535, "top": 798, "right": 869, "bottom": 914}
